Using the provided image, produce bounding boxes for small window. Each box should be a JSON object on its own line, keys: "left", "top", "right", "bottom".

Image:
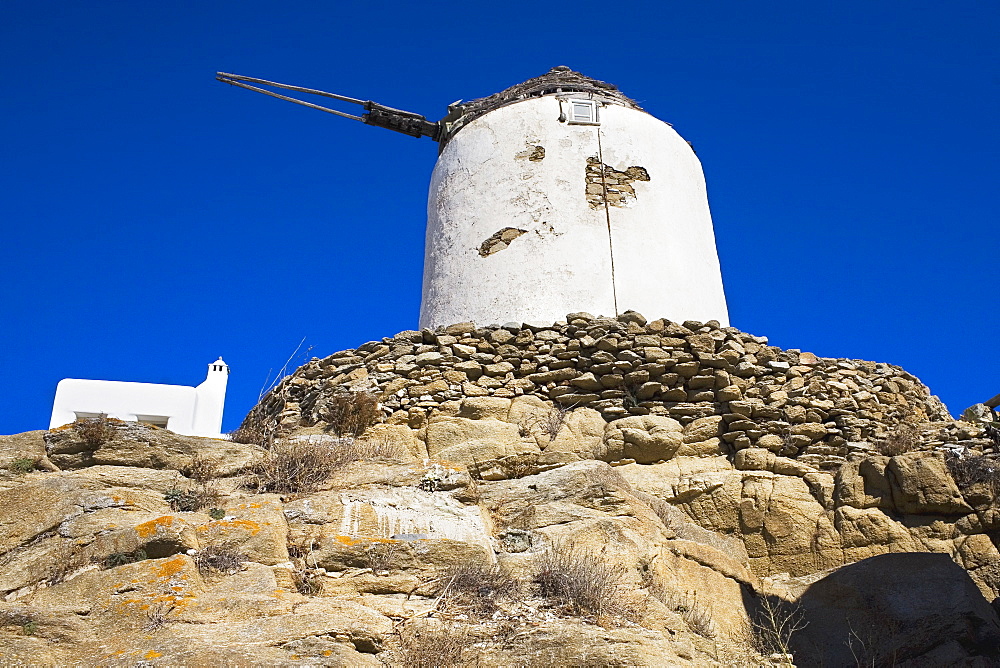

{"left": 566, "top": 99, "right": 599, "bottom": 125}
{"left": 74, "top": 412, "right": 104, "bottom": 421}
{"left": 135, "top": 414, "right": 170, "bottom": 429}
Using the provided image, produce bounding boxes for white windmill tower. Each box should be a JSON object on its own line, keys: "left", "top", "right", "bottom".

{"left": 218, "top": 67, "right": 729, "bottom": 328}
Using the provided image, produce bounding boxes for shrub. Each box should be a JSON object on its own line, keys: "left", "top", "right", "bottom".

{"left": 434, "top": 561, "right": 522, "bottom": 616}
{"left": 662, "top": 590, "right": 716, "bottom": 638}
{"left": 745, "top": 594, "right": 806, "bottom": 658}
{"left": 230, "top": 410, "right": 278, "bottom": 446}
{"left": 946, "top": 453, "right": 1000, "bottom": 491}
{"left": 532, "top": 542, "right": 627, "bottom": 620}
{"left": 104, "top": 548, "right": 148, "bottom": 568}
{"left": 876, "top": 423, "right": 920, "bottom": 456}
{"left": 365, "top": 542, "right": 400, "bottom": 577}
{"left": 164, "top": 483, "right": 223, "bottom": 512}
{"left": 194, "top": 543, "right": 246, "bottom": 575}
{"left": 318, "top": 391, "right": 380, "bottom": 438}
{"left": 73, "top": 414, "right": 115, "bottom": 447}
{"left": 9, "top": 458, "right": 36, "bottom": 474}
{"left": 393, "top": 622, "right": 469, "bottom": 668}
{"left": 247, "top": 436, "right": 395, "bottom": 495}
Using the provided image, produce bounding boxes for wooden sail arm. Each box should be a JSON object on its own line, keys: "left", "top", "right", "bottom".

{"left": 215, "top": 72, "right": 440, "bottom": 140}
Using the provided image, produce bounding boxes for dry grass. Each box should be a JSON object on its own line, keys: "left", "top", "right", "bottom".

{"left": 142, "top": 602, "right": 176, "bottom": 633}
{"left": 532, "top": 542, "right": 628, "bottom": 620}
{"left": 194, "top": 543, "right": 246, "bottom": 575}
{"left": 434, "top": 561, "right": 523, "bottom": 616}
{"left": 247, "top": 439, "right": 352, "bottom": 494}
{"left": 8, "top": 458, "right": 36, "bottom": 474}
{"left": 947, "top": 453, "right": 1000, "bottom": 492}
{"left": 230, "top": 409, "right": 278, "bottom": 446}
{"left": 247, "top": 434, "right": 403, "bottom": 495}
{"left": 391, "top": 622, "right": 470, "bottom": 668}
{"left": 73, "top": 414, "right": 116, "bottom": 447}
{"left": 164, "top": 481, "right": 223, "bottom": 513}
{"left": 318, "top": 391, "right": 380, "bottom": 438}
{"left": 365, "top": 542, "right": 400, "bottom": 576}
{"left": 876, "top": 423, "right": 920, "bottom": 456}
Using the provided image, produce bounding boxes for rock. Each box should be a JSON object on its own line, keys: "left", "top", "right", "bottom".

{"left": 600, "top": 416, "right": 684, "bottom": 464}
{"left": 885, "top": 452, "right": 971, "bottom": 515}
{"left": 424, "top": 416, "right": 539, "bottom": 470}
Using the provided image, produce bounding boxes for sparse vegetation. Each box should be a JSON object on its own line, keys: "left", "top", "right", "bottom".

{"left": 104, "top": 548, "right": 148, "bottom": 568}
{"left": 9, "top": 458, "right": 36, "bottom": 474}
{"left": 229, "top": 409, "right": 278, "bottom": 446}
{"left": 247, "top": 439, "right": 350, "bottom": 494}
{"left": 745, "top": 594, "right": 807, "bottom": 659}
{"left": 532, "top": 542, "right": 629, "bottom": 620}
{"left": 876, "top": 422, "right": 920, "bottom": 456}
{"left": 392, "top": 621, "right": 469, "bottom": 668}
{"left": 434, "top": 560, "right": 522, "bottom": 616}
{"left": 73, "top": 414, "right": 115, "bottom": 447}
{"left": 660, "top": 589, "right": 716, "bottom": 638}
{"left": 365, "top": 542, "right": 400, "bottom": 576}
{"left": 318, "top": 391, "right": 380, "bottom": 438}
{"left": 142, "top": 602, "right": 176, "bottom": 633}
{"left": 961, "top": 404, "right": 1000, "bottom": 449}
{"left": 164, "top": 482, "right": 223, "bottom": 513}
{"left": 946, "top": 453, "right": 1000, "bottom": 492}
{"left": 194, "top": 543, "right": 246, "bottom": 575}
{"left": 518, "top": 403, "right": 575, "bottom": 442}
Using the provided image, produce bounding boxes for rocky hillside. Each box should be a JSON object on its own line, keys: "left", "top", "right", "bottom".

{"left": 2, "top": 313, "right": 1000, "bottom": 666}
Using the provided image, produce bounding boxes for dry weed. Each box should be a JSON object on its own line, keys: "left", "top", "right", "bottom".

{"left": 318, "top": 391, "right": 380, "bottom": 438}
{"left": 392, "top": 621, "right": 469, "bottom": 668}
{"left": 532, "top": 542, "right": 629, "bottom": 620}
{"left": 876, "top": 423, "right": 920, "bottom": 456}
{"left": 73, "top": 414, "right": 116, "bottom": 447}
{"left": 194, "top": 543, "right": 246, "bottom": 575}
{"left": 434, "top": 561, "right": 522, "bottom": 616}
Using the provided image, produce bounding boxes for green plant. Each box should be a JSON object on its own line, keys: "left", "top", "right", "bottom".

{"left": 208, "top": 508, "right": 226, "bottom": 520}
{"left": 9, "top": 458, "right": 36, "bottom": 474}
{"left": 21, "top": 620, "right": 38, "bottom": 636}
{"left": 104, "top": 548, "right": 148, "bottom": 568}
{"left": 532, "top": 542, "right": 627, "bottom": 620}
{"left": 73, "top": 414, "right": 116, "bottom": 447}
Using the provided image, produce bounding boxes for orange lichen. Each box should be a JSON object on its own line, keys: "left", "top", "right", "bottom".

{"left": 135, "top": 516, "right": 176, "bottom": 538}
{"left": 154, "top": 555, "right": 188, "bottom": 578}
{"left": 144, "top": 651, "right": 163, "bottom": 659}
{"left": 195, "top": 519, "right": 261, "bottom": 536}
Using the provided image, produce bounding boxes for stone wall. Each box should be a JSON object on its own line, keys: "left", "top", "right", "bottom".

{"left": 246, "top": 311, "right": 950, "bottom": 471}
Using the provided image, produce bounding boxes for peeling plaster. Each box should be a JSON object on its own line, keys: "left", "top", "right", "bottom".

{"left": 585, "top": 157, "right": 650, "bottom": 208}
{"left": 515, "top": 144, "right": 546, "bottom": 161}
{"left": 478, "top": 227, "right": 528, "bottom": 257}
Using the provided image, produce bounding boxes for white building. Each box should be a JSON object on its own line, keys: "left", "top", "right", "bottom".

{"left": 420, "top": 67, "right": 729, "bottom": 329}
{"left": 49, "top": 358, "right": 229, "bottom": 437}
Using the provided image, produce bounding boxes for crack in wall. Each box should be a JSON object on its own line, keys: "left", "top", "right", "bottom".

{"left": 478, "top": 227, "right": 528, "bottom": 257}
{"left": 585, "top": 157, "right": 650, "bottom": 208}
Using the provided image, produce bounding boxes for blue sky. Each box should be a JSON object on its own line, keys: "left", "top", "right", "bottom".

{"left": 2, "top": 1, "right": 997, "bottom": 435}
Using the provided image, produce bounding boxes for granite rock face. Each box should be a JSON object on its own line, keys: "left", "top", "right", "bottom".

{"left": 2, "top": 314, "right": 999, "bottom": 666}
